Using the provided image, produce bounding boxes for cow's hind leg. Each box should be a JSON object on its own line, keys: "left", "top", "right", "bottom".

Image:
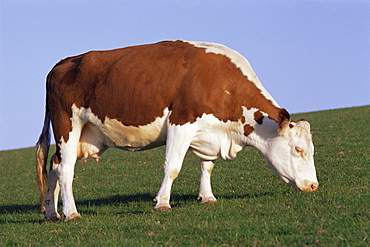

{"left": 58, "top": 126, "right": 84, "bottom": 221}
{"left": 43, "top": 153, "right": 61, "bottom": 221}
{"left": 154, "top": 124, "right": 196, "bottom": 212}
{"left": 48, "top": 107, "right": 85, "bottom": 221}
{"left": 44, "top": 133, "right": 83, "bottom": 221}
{"left": 198, "top": 160, "right": 217, "bottom": 204}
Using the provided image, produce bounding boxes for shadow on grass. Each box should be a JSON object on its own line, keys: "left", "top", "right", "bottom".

{"left": 0, "top": 191, "right": 276, "bottom": 223}
{"left": 0, "top": 204, "right": 40, "bottom": 215}
{"left": 76, "top": 191, "right": 276, "bottom": 208}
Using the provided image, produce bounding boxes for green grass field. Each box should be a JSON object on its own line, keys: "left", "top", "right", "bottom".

{"left": 0, "top": 106, "right": 369, "bottom": 246}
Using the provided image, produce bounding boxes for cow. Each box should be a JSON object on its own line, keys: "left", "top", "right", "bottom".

{"left": 36, "top": 40, "right": 318, "bottom": 221}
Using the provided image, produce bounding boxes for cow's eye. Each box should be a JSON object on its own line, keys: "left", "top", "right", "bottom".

{"left": 295, "top": 147, "right": 304, "bottom": 155}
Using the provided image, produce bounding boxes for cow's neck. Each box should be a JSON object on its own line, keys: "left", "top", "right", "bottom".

{"left": 242, "top": 111, "right": 281, "bottom": 156}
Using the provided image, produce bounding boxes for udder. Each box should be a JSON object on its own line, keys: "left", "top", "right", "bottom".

{"left": 77, "top": 123, "right": 108, "bottom": 163}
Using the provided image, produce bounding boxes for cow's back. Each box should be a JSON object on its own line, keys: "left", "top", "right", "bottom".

{"left": 47, "top": 40, "right": 281, "bottom": 137}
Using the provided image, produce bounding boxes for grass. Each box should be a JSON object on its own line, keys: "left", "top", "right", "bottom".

{"left": 0, "top": 105, "right": 369, "bottom": 246}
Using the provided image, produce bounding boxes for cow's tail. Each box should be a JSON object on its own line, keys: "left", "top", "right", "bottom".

{"left": 35, "top": 105, "right": 51, "bottom": 213}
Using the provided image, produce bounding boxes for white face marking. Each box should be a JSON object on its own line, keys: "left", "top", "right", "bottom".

{"left": 184, "top": 41, "right": 280, "bottom": 108}
{"left": 237, "top": 107, "right": 318, "bottom": 192}
{"left": 265, "top": 120, "right": 318, "bottom": 192}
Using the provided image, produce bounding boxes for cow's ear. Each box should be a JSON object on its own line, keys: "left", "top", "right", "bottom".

{"left": 296, "top": 120, "right": 311, "bottom": 136}
{"left": 278, "top": 109, "right": 292, "bottom": 137}
{"left": 278, "top": 109, "right": 290, "bottom": 128}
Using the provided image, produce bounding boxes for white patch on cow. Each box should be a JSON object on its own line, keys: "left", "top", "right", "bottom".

{"left": 184, "top": 41, "right": 280, "bottom": 108}
{"left": 240, "top": 107, "right": 276, "bottom": 150}
{"left": 242, "top": 107, "right": 277, "bottom": 136}
{"left": 189, "top": 113, "right": 244, "bottom": 160}
{"left": 254, "top": 117, "right": 279, "bottom": 138}
{"left": 71, "top": 104, "right": 169, "bottom": 153}
{"left": 242, "top": 107, "right": 259, "bottom": 125}
{"left": 102, "top": 115, "right": 168, "bottom": 150}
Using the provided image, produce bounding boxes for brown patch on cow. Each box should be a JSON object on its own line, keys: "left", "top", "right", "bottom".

{"left": 46, "top": 41, "right": 286, "bottom": 144}
{"left": 52, "top": 146, "right": 61, "bottom": 165}
{"left": 254, "top": 110, "right": 264, "bottom": 124}
{"left": 166, "top": 45, "right": 283, "bottom": 125}
{"left": 244, "top": 124, "right": 254, "bottom": 136}
{"left": 277, "top": 108, "right": 291, "bottom": 129}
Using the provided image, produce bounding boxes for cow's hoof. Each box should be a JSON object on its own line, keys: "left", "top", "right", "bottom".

{"left": 44, "top": 216, "right": 62, "bottom": 222}
{"left": 201, "top": 199, "right": 217, "bottom": 204}
{"left": 154, "top": 205, "right": 172, "bottom": 212}
{"left": 198, "top": 196, "right": 217, "bottom": 204}
{"left": 65, "top": 213, "right": 82, "bottom": 222}
{"left": 44, "top": 212, "right": 61, "bottom": 222}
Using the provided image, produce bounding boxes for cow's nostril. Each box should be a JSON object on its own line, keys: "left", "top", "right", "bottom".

{"left": 310, "top": 183, "right": 319, "bottom": 191}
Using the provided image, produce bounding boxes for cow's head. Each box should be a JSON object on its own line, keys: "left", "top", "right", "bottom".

{"left": 265, "top": 110, "right": 319, "bottom": 192}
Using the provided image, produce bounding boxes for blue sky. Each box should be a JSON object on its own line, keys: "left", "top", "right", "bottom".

{"left": 0, "top": 0, "right": 369, "bottom": 151}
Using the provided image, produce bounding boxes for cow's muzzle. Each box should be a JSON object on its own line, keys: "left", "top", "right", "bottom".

{"left": 297, "top": 180, "right": 319, "bottom": 192}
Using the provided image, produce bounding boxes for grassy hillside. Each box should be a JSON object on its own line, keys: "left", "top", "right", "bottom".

{"left": 0, "top": 105, "right": 369, "bottom": 246}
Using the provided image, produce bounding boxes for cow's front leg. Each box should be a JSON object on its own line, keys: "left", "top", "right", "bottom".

{"left": 44, "top": 156, "right": 61, "bottom": 221}
{"left": 154, "top": 161, "right": 183, "bottom": 212}
{"left": 198, "top": 160, "right": 217, "bottom": 204}
{"left": 154, "top": 124, "right": 195, "bottom": 212}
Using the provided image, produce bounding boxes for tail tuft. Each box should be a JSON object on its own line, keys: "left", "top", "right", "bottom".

{"left": 35, "top": 112, "right": 50, "bottom": 212}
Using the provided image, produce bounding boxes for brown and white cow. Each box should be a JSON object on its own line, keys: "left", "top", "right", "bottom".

{"left": 36, "top": 40, "right": 318, "bottom": 221}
